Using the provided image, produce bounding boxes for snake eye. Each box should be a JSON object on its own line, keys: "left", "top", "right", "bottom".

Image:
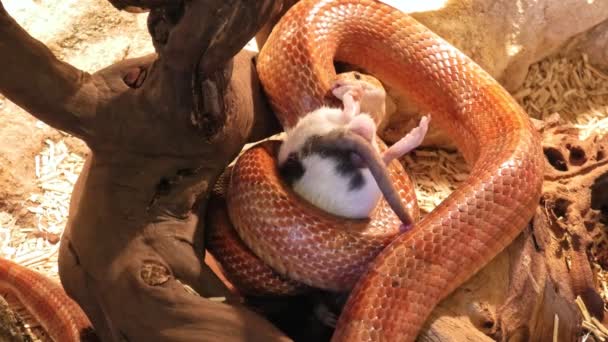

{"left": 354, "top": 72, "right": 361, "bottom": 80}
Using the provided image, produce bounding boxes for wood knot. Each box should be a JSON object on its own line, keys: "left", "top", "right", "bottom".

{"left": 123, "top": 67, "right": 147, "bottom": 89}
{"left": 140, "top": 262, "right": 171, "bottom": 286}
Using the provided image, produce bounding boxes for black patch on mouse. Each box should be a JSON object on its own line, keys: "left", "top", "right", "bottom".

{"left": 279, "top": 152, "right": 306, "bottom": 186}
{"left": 349, "top": 152, "right": 365, "bottom": 168}
{"left": 348, "top": 172, "right": 365, "bottom": 190}
{"left": 302, "top": 135, "right": 366, "bottom": 191}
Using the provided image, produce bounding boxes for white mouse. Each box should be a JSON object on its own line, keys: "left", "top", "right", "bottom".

{"left": 277, "top": 77, "right": 429, "bottom": 227}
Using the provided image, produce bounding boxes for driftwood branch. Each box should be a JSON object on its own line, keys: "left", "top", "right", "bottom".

{"left": 0, "top": 0, "right": 285, "bottom": 340}
{"left": 0, "top": 1, "right": 96, "bottom": 140}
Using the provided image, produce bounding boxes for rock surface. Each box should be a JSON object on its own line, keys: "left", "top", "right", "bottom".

{"left": 568, "top": 19, "right": 608, "bottom": 71}
{"left": 407, "top": 0, "right": 608, "bottom": 92}
{"left": 379, "top": 0, "right": 608, "bottom": 147}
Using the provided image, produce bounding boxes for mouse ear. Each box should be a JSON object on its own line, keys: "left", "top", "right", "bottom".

{"left": 347, "top": 114, "right": 376, "bottom": 143}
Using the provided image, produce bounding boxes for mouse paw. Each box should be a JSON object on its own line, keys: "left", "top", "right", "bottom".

{"left": 382, "top": 115, "right": 431, "bottom": 164}
{"left": 332, "top": 76, "right": 387, "bottom": 125}
{"left": 332, "top": 82, "right": 363, "bottom": 122}
{"left": 331, "top": 80, "right": 364, "bottom": 102}
{"left": 313, "top": 302, "right": 338, "bottom": 328}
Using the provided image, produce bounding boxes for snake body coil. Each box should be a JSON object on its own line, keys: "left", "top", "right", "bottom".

{"left": 0, "top": 258, "right": 93, "bottom": 341}
{"left": 0, "top": 1, "right": 544, "bottom": 341}
{"left": 223, "top": 0, "right": 545, "bottom": 340}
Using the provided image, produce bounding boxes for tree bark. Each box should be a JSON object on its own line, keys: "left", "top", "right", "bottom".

{"left": 0, "top": 0, "right": 287, "bottom": 341}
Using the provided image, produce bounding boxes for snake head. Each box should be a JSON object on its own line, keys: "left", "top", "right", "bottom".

{"left": 332, "top": 72, "right": 387, "bottom": 126}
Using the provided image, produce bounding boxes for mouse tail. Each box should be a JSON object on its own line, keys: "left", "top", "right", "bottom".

{"left": 306, "top": 130, "right": 414, "bottom": 226}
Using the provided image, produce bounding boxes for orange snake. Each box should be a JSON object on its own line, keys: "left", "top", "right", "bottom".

{"left": 0, "top": 0, "right": 544, "bottom": 341}
{"left": 208, "top": 0, "right": 545, "bottom": 341}
{"left": 0, "top": 258, "right": 94, "bottom": 341}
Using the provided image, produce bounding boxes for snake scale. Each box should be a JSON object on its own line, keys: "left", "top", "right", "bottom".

{"left": 210, "top": 0, "right": 544, "bottom": 341}
{"left": 0, "top": 258, "right": 93, "bottom": 341}
{"left": 0, "top": 0, "right": 543, "bottom": 341}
